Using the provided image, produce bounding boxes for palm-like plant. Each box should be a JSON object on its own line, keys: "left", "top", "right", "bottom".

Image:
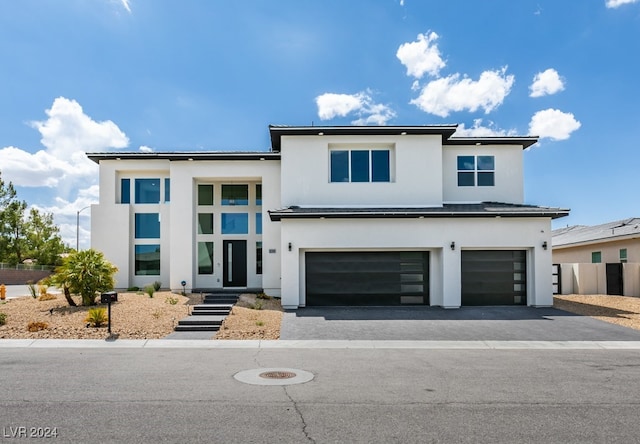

{"left": 49, "top": 249, "right": 118, "bottom": 306}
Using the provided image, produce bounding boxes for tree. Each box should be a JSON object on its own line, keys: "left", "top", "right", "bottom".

{"left": 48, "top": 249, "right": 118, "bottom": 306}
{"left": 0, "top": 170, "right": 69, "bottom": 265}
{"left": 25, "top": 208, "right": 67, "bottom": 265}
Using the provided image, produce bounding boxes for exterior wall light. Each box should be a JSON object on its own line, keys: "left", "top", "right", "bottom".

{"left": 288, "top": 242, "right": 292, "bottom": 251}
{"left": 542, "top": 241, "right": 548, "bottom": 250}
{"left": 450, "top": 241, "right": 455, "bottom": 251}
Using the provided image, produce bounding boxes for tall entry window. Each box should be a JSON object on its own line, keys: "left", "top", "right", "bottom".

{"left": 330, "top": 149, "right": 390, "bottom": 183}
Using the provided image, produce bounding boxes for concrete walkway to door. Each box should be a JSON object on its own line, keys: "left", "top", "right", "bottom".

{"left": 279, "top": 306, "right": 640, "bottom": 341}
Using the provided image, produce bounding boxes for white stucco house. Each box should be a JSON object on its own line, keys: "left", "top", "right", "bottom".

{"left": 88, "top": 125, "right": 568, "bottom": 309}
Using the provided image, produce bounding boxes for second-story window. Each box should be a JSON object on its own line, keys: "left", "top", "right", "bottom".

{"left": 330, "top": 149, "right": 390, "bottom": 183}
{"left": 457, "top": 155, "right": 495, "bottom": 187}
{"left": 135, "top": 178, "right": 161, "bottom": 203}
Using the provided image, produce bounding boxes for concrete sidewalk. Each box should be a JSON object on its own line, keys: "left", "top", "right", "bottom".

{"left": 1, "top": 338, "right": 640, "bottom": 349}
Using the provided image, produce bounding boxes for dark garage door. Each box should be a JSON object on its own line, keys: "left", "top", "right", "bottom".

{"left": 305, "top": 251, "right": 429, "bottom": 306}
{"left": 461, "top": 250, "right": 526, "bottom": 306}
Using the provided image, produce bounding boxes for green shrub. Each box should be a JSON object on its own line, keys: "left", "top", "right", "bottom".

{"left": 127, "top": 286, "right": 140, "bottom": 291}
{"left": 85, "top": 307, "right": 108, "bottom": 327}
{"left": 255, "top": 320, "right": 264, "bottom": 327}
{"left": 144, "top": 286, "right": 155, "bottom": 298}
{"left": 0, "top": 312, "right": 7, "bottom": 325}
{"left": 153, "top": 281, "right": 162, "bottom": 291}
{"left": 165, "top": 296, "right": 179, "bottom": 305}
{"left": 27, "top": 282, "right": 37, "bottom": 298}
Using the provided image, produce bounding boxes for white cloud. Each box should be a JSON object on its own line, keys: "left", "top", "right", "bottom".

{"left": 410, "top": 67, "right": 515, "bottom": 117}
{"left": 0, "top": 97, "right": 129, "bottom": 189}
{"left": 316, "top": 93, "right": 364, "bottom": 120}
{"left": 529, "top": 68, "right": 565, "bottom": 98}
{"left": 139, "top": 145, "right": 154, "bottom": 153}
{"left": 606, "top": 0, "right": 639, "bottom": 8}
{"left": 316, "top": 91, "right": 396, "bottom": 125}
{"left": 120, "top": 0, "right": 132, "bottom": 13}
{"left": 528, "top": 108, "right": 581, "bottom": 140}
{"left": 0, "top": 97, "right": 129, "bottom": 248}
{"left": 30, "top": 97, "right": 128, "bottom": 157}
{"left": 453, "top": 119, "right": 518, "bottom": 137}
{"left": 396, "top": 31, "right": 445, "bottom": 79}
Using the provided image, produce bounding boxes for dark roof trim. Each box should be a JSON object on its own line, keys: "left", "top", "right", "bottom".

{"left": 268, "top": 203, "right": 569, "bottom": 221}
{"left": 86, "top": 152, "right": 280, "bottom": 164}
{"left": 269, "top": 125, "right": 459, "bottom": 151}
{"left": 445, "top": 137, "right": 539, "bottom": 149}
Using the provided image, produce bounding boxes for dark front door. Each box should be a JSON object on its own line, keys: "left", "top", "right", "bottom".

{"left": 223, "top": 240, "right": 247, "bottom": 287}
{"left": 606, "top": 263, "right": 623, "bottom": 295}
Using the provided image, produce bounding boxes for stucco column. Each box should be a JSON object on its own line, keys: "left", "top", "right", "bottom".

{"left": 531, "top": 246, "right": 553, "bottom": 306}
{"left": 442, "top": 246, "right": 461, "bottom": 308}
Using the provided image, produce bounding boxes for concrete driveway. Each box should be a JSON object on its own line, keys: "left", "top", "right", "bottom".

{"left": 280, "top": 306, "right": 640, "bottom": 341}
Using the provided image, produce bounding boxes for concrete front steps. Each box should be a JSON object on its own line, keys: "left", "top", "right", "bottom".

{"left": 173, "top": 293, "right": 239, "bottom": 333}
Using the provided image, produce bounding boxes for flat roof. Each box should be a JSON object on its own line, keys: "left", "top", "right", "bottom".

{"left": 86, "top": 151, "right": 280, "bottom": 164}
{"left": 269, "top": 202, "right": 569, "bottom": 221}
{"left": 269, "top": 125, "right": 459, "bottom": 151}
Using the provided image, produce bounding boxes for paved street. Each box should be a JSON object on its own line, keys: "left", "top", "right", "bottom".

{"left": 1, "top": 344, "right": 640, "bottom": 443}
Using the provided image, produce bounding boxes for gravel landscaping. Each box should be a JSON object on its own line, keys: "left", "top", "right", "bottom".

{"left": 553, "top": 294, "right": 640, "bottom": 331}
{"left": 0, "top": 291, "right": 283, "bottom": 340}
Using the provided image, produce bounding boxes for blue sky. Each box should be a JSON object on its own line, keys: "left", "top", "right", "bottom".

{"left": 0, "top": 0, "right": 639, "bottom": 249}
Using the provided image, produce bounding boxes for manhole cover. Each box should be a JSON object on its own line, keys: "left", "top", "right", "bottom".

{"left": 260, "top": 371, "right": 296, "bottom": 379}
{"left": 234, "top": 368, "right": 314, "bottom": 386}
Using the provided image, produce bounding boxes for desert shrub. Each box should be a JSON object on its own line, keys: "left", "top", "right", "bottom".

{"left": 85, "top": 307, "right": 108, "bottom": 327}
{"left": 250, "top": 300, "right": 264, "bottom": 310}
{"left": 144, "top": 286, "right": 155, "bottom": 298}
{"left": 27, "top": 282, "right": 37, "bottom": 298}
{"left": 27, "top": 321, "right": 48, "bottom": 332}
{"left": 0, "top": 312, "right": 7, "bottom": 325}
{"left": 255, "top": 320, "right": 264, "bottom": 326}
{"left": 153, "top": 281, "right": 162, "bottom": 291}
{"left": 39, "top": 285, "right": 48, "bottom": 297}
{"left": 256, "top": 292, "right": 271, "bottom": 300}
{"left": 165, "top": 296, "right": 179, "bottom": 305}
{"left": 38, "top": 293, "right": 57, "bottom": 301}
{"left": 127, "top": 286, "right": 140, "bottom": 291}
{"left": 152, "top": 309, "right": 163, "bottom": 319}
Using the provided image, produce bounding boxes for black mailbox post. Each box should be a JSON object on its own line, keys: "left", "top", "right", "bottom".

{"left": 101, "top": 291, "right": 118, "bottom": 333}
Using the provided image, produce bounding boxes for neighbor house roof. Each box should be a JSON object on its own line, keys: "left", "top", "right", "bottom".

{"left": 552, "top": 218, "right": 640, "bottom": 248}
{"left": 269, "top": 202, "right": 569, "bottom": 221}
{"left": 86, "top": 151, "right": 280, "bottom": 163}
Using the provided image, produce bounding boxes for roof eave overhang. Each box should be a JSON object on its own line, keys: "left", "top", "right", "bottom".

{"left": 269, "top": 210, "right": 569, "bottom": 222}
{"left": 86, "top": 152, "right": 281, "bottom": 164}
{"left": 445, "top": 137, "right": 539, "bottom": 149}
{"left": 269, "top": 125, "right": 459, "bottom": 151}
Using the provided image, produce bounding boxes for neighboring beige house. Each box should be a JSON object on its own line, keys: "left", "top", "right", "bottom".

{"left": 552, "top": 218, "right": 640, "bottom": 296}
{"left": 552, "top": 218, "right": 640, "bottom": 264}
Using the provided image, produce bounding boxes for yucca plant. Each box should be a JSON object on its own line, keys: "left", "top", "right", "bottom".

{"left": 85, "top": 307, "right": 108, "bottom": 327}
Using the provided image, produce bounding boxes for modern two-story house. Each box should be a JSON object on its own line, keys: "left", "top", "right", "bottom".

{"left": 88, "top": 125, "right": 568, "bottom": 309}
